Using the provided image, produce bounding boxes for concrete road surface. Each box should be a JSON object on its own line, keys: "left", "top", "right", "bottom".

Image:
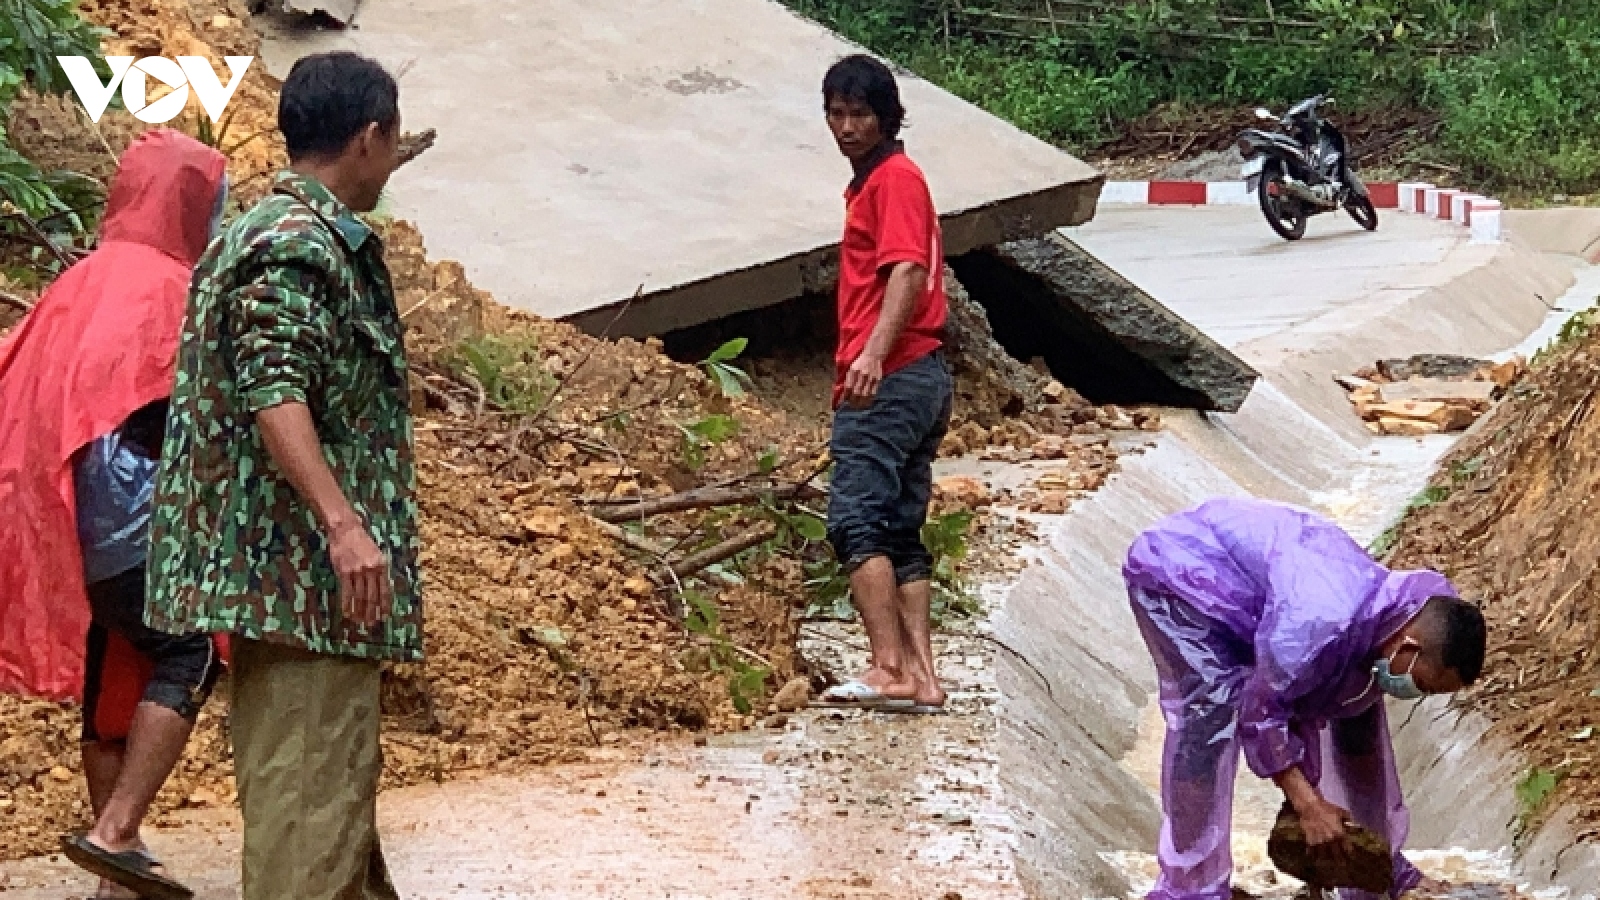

{"left": 257, "top": 0, "right": 1100, "bottom": 334}
{"left": 1065, "top": 205, "right": 1463, "bottom": 351}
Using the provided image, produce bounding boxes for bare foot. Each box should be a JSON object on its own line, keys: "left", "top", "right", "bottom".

{"left": 912, "top": 675, "right": 946, "bottom": 707}
{"left": 858, "top": 666, "right": 918, "bottom": 700}
{"left": 94, "top": 877, "right": 139, "bottom": 899}
{"left": 85, "top": 824, "right": 144, "bottom": 856}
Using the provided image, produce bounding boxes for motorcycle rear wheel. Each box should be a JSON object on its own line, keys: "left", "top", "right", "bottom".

{"left": 1258, "top": 167, "right": 1307, "bottom": 241}
{"left": 1346, "top": 196, "right": 1379, "bottom": 231}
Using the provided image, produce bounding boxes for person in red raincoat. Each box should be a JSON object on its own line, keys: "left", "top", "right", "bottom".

{"left": 0, "top": 129, "right": 228, "bottom": 900}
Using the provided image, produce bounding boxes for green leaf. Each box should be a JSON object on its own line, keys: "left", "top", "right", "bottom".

{"left": 729, "top": 666, "right": 770, "bottom": 715}
{"left": 707, "top": 337, "right": 749, "bottom": 364}
{"left": 680, "top": 436, "right": 707, "bottom": 471}
{"left": 792, "top": 513, "right": 827, "bottom": 542}
{"left": 709, "top": 363, "right": 749, "bottom": 398}
{"left": 684, "top": 591, "right": 720, "bottom": 635}
{"left": 758, "top": 448, "right": 779, "bottom": 474}
{"left": 1516, "top": 767, "right": 1562, "bottom": 815}
{"left": 688, "top": 414, "right": 740, "bottom": 444}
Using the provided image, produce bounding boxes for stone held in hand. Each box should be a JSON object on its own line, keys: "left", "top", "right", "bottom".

{"left": 1267, "top": 803, "right": 1393, "bottom": 894}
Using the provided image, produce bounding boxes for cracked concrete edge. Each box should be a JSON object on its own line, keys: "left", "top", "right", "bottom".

{"left": 282, "top": 0, "right": 359, "bottom": 24}
{"left": 1016, "top": 232, "right": 1261, "bottom": 412}
{"left": 1172, "top": 238, "right": 1573, "bottom": 502}
{"left": 562, "top": 175, "right": 1104, "bottom": 338}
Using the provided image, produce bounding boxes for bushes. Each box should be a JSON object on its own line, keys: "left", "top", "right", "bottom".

{"left": 1428, "top": 21, "right": 1600, "bottom": 195}
{"left": 788, "top": 0, "right": 1155, "bottom": 149}
{"left": 786, "top": 0, "right": 1600, "bottom": 196}
{"left": 0, "top": 0, "right": 104, "bottom": 231}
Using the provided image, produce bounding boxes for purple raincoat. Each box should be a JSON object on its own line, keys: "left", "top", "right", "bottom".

{"left": 1123, "top": 497, "right": 1455, "bottom": 900}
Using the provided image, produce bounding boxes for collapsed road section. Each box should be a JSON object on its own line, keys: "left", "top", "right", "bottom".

{"left": 255, "top": 0, "right": 1103, "bottom": 338}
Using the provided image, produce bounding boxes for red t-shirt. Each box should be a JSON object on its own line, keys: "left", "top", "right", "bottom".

{"left": 834, "top": 151, "right": 946, "bottom": 405}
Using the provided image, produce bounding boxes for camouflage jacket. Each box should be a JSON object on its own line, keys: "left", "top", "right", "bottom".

{"left": 146, "top": 171, "right": 422, "bottom": 661}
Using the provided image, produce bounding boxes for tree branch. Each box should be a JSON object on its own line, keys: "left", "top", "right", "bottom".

{"left": 587, "top": 481, "right": 824, "bottom": 523}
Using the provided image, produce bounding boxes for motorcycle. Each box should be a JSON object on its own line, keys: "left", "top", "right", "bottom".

{"left": 1237, "top": 94, "right": 1377, "bottom": 241}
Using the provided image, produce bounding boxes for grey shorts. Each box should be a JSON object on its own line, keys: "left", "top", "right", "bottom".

{"left": 826, "top": 351, "right": 954, "bottom": 585}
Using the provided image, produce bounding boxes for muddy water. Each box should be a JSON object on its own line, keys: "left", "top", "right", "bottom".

{"left": 1108, "top": 698, "right": 1573, "bottom": 900}
{"left": 1097, "top": 267, "right": 1600, "bottom": 900}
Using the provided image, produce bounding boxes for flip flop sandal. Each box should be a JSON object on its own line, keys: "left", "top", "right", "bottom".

{"left": 879, "top": 703, "right": 950, "bottom": 715}
{"left": 94, "top": 880, "right": 141, "bottom": 900}
{"left": 810, "top": 679, "right": 916, "bottom": 709}
{"left": 61, "top": 835, "right": 194, "bottom": 900}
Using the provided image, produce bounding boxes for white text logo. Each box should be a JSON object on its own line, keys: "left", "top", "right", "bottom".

{"left": 57, "top": 56, "right": 253, "bottom": 124}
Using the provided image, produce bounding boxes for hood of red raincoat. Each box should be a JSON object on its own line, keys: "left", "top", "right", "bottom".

{"left": 0, "top": 128, "right": 226, "bottom": 700}
{"left": 99, "top": 128, "right": 227, "bottom": 265}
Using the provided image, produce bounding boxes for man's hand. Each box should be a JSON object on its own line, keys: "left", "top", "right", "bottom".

{"left": 257, "top": 402, "right": 393, "bottom": 630}
{"left": 327, "top": 518, "right": 391, "bottom": 627}
{"left": 1275, "top": 764, "right": 1351, "bottom": 860}
{"left": 842, "top": 352, "right": 885, "bottom": 408}
{"left": 1295, "top": 792, "right": 1353, "bottom": 850}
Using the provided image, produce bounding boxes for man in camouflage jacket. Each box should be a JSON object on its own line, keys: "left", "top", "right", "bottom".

{"left": 147, "top": 52, "right": 415, "bottom": 900}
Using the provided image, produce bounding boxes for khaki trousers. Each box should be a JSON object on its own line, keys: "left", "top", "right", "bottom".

{"left": 231, "top": 638, "right": 399, "bottom": 900}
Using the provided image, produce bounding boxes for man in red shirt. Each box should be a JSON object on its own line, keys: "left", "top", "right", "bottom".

{"left": 818, "top": 55, "right": 953, "bottom": 713}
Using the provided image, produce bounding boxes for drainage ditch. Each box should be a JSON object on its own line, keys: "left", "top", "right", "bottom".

{"left": 981, "top": 217, "right": 1598, "bottom": 900}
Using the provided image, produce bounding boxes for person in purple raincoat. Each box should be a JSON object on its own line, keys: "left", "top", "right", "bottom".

{"left": 1123, "top": 497, "right": 1487, "bottom": 900}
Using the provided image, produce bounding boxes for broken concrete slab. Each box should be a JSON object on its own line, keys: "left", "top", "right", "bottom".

{"left": 1377, "top": 378, "right": 1497, "bottom": 405}
{"left": 257, "top": 0, "right": 1103, "bottom": 337}
{"left": 281, "top": 0, "right": 359, "bottom": 25}
{"left": 949, "top": 234, "right": 1259, "bottom": 412}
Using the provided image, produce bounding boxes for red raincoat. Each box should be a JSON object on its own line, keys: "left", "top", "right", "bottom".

{"left": 0, "top": 129, "right": 227, "bottom": 701}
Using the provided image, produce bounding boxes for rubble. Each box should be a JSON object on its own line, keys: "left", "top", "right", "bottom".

{"left": 1383, "top": 330, "right": 1600, "bottom": 836}
{"left": 0, "top": 0, "right": 1156, "bottom": 866}
{"left": 1340, "top": 355, "right": 1524, "bottom": 436}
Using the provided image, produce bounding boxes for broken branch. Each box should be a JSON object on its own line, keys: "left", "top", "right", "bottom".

{"left": 2, "top": 203, "right": 75, "bottom": 271}
{"left": 586, "top": 515, "right": 738, "bottom": 589}
{"left": 587, "top": 481, "right": 824, "bottom": 523}
{"left": 397, "top": 128, "right": 438, "bottom": 168}
{"left": 669, "top": 523, "right": 778, "bottom": 580}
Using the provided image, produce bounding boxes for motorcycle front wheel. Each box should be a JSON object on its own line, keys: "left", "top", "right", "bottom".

{"left": 1258, "top": 166, "right": 1307, "bottom": 241}
{"left": 1346, "top": 196, "right": 1379, "bottom": 231}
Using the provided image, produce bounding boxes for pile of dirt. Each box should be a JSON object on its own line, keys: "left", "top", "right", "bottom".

{"left": 10, "top": 0, "right": 287, "bottom": 206}
{"left": 1384, "top": 322, "right": 1600, "bottom": 837}
{"left": 0, "top": 218, "right": 822, "bottom": 859}
{"left": 0, "top": 1, "right": 1149, "bottom": 864}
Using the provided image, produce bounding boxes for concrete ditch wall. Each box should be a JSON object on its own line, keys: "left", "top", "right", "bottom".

{"left": 988, "top": 227, "right": 1587, "bottom": 898}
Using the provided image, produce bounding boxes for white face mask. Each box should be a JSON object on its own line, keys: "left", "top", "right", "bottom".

{"left": 1373, "top": 646, "right": 1424, "bottom": 700}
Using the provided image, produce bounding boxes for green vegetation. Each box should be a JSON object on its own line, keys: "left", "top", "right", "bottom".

{"left": 1368, "top": 483, "right": 1451, "bottom": 558}
{"left": 803, "top": 509, "right": 979, "bottom": 624}
{"left": 785, "top": 0, "right": 1600, "bottom": 196}
{"left": 1514, "top": 766, "right": 1565, "bottom": 840}
{"left": 447, "top": 333, "right": 559, "bottom": 414}
{"left": 678, "top": 413, "right": 740, "bottom": 471}
{"left": 1, "top": 0, "right": 105, "bottom": 239}
{"left": 701, "top": 337, "right": 755, "bottom": 399}
{"left": 1532, "top": 307, "right": 1600, "bottom": 367}
{"left": 682, "top": 588, "right": 770, "bottom": 714}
